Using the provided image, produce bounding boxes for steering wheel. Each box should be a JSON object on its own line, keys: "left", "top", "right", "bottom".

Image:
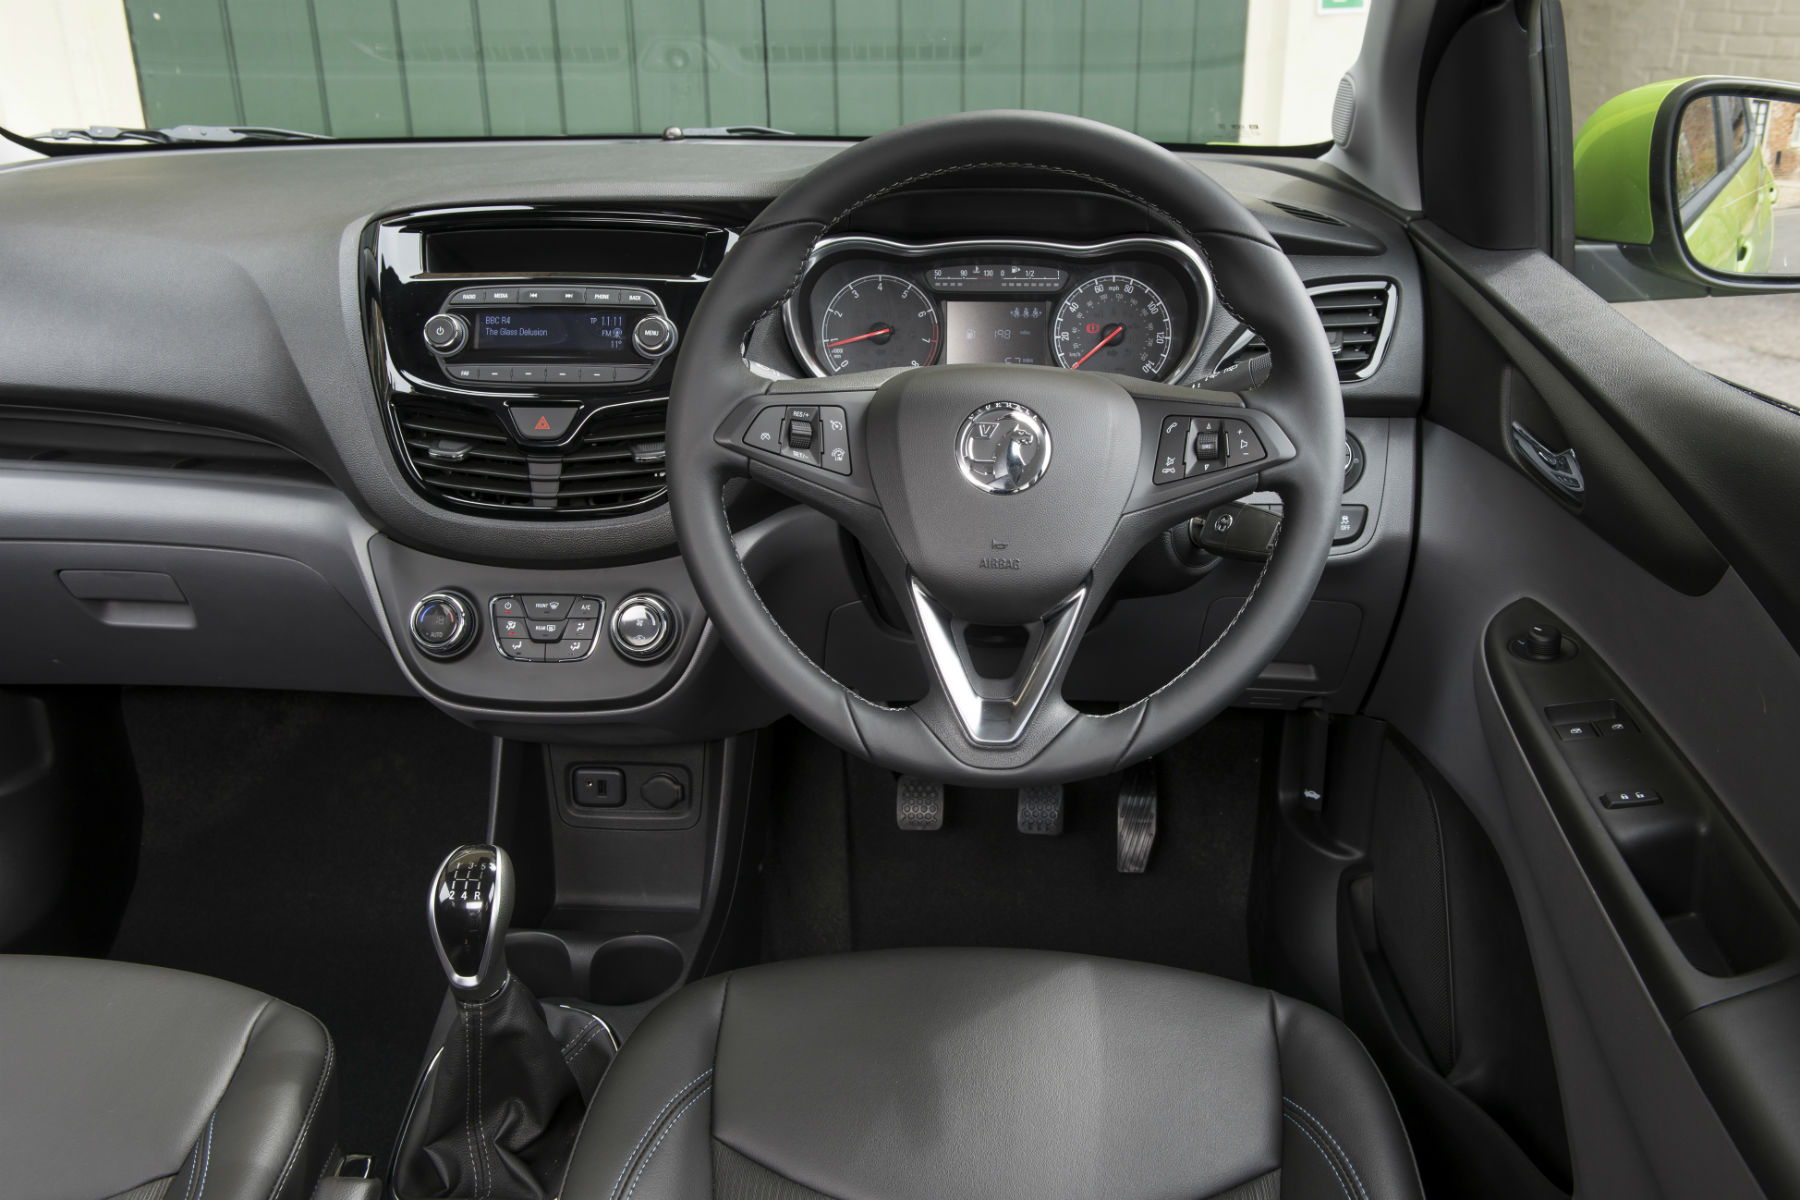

{"left": 668, "top": 111, "right": 1342, "bottom": 786}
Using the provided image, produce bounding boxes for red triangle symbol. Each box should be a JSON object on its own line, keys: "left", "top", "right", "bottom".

{"left": 534, "top": 416, "right": 551, "bottom": 430}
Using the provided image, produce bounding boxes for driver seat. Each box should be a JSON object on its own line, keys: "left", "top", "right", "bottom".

{"left": 561, "top": 949, "right": 1421, "bottom": 1200}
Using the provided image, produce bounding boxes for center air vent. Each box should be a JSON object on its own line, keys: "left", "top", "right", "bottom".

{"left": 1217, "top": 281, "right": 1394, "bottom": 383}
{"left": 391, "top": 397, "right": 666, "bottom": 516}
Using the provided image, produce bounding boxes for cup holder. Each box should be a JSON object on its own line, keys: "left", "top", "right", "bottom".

{"left": 588, "top": 935, "right": 685, "bottom": 1006}
{"left": 506, "top": 930, "right": 579, "bottom": 998}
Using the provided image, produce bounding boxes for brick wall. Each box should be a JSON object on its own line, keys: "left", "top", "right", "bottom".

{"left": 1564, "top": 0, "right": 1800, "bottom": 132}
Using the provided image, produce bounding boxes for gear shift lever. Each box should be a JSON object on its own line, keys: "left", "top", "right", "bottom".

{"left": 430, "top": 843, "right": 514, "bottom": 1003}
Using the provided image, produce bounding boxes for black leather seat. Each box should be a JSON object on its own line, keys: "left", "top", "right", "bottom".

{"left": 562, "top": 949, "right": 1421, "bottom": 1200}
{"left": 3, "top": 956, "right": 337, "bottom": 1200}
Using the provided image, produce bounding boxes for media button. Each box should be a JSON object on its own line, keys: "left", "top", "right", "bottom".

{"left": 518, "top": 286, "right": 553, "bottom": 303}
{"left": 553, "top": 286, "right": 585, "bottom": 303}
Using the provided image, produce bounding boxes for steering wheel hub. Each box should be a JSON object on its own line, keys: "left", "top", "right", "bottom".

{"left": 956, "top": 401, "right": 1052, "bottom": 495}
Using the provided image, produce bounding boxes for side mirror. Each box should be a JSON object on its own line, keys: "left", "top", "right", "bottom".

{"left": 1575, "top": 76, "right": 1800, "bottom": 293}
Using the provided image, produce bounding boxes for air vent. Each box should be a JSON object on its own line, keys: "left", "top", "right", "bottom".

{"left": 391, "top": 397, "right": 666, "bottom": 516}
{"left": 1268, "top": 200, "right": 1347, "bottom": 226}
{"left": 1217, "top": 281, "right": 1394, "bottom": 383}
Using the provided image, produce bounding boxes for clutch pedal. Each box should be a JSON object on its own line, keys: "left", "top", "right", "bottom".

{"left": 1017, "top": 784, "right": 1064, "bottom": 835}
{"left": 1116, "top": 763, "right": 1158, "bottom": 873}
{"left": 896, "top": 775, "right": 945, "bottom": 831}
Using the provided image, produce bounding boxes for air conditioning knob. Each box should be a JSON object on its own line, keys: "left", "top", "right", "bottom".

{"left": 610, "top": 594, "right": 678, "bottom": 662}
{"left": 631, "top": 314, "right": 677, "bottom": 359}
{"left": 409, "top": 591, "right": 476, "bottom": 659}
{"left": 423, "top": 312, "right": 469, "bottom": 355}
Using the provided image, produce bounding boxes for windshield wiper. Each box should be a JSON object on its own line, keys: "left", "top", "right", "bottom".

{"left": 31, "top": 124, "right": 333, "bottom": 146}
{"left": 660, "top": 124, "right": 794, "bottom": 140}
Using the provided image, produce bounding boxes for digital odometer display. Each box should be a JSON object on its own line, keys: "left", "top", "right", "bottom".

{"left": 942, "top": 300, "right": 1051, "bottom": 365}
{"left": 473, "top": 308, "right": 631, "bottom": 358}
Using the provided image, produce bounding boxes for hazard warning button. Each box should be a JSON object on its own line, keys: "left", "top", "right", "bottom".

{"left": 507, "top": 406, "right": 577, "bottom": 441}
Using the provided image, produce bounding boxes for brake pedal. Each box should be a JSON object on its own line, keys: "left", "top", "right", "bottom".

{"left": 896, "top": 776, "right": 945, "bottom": 831}
{"left": 1116, "top": 763, "right": 1158, "bottom": 873}
{"left": 1017, "top": 784, "right": 1064, "bottom": 835}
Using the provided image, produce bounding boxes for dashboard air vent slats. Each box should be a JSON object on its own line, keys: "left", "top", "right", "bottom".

{"left": 1218, "top": 281, "right": 1393, "bottom": 384}
{"left": 391, "top": 398, "right": 667, "bottom": 517}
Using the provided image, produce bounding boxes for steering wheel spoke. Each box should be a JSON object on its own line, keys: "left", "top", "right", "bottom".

{"left": 906, "top": 577, "right": 1094, "bottom": 749}
{"left": 1119, "top": 382, "right": 1299, "bottom": 522}
{"left": 713, "top": 379, "right": 884, "bottom": 518}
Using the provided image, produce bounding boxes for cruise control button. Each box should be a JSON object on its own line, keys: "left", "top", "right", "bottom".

{"left": 819, "top": 406, "right": 851, "bottom": 475}
{"left": 569, "top": 597, "right": 601, "bottom": 620}
{"left": 500, "top": 638, "right": 545, "bottom": 661}
{"left": 523, "top": 595, "right": 574, "bottom": 619}
{"left": 744, "top": 407, "right": 784, "bottom": 450}
{"left": 508, "top": 406, "right": 577, "bottom": 440}
{"left": 528, "top": 620, "right": 565, "bottom": 642}
{"left": 546, "top": 638, "right": 592, "bottom": 661}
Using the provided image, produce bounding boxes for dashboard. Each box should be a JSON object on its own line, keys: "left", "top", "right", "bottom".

{"left": 785, "top": 237, "right": 1211, "bottom": 381}
{"left": 0, "top": 137, "right": 1423, "bottom": 742}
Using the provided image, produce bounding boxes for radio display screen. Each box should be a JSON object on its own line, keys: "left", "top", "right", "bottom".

{"left": 472, "top": 307, "right": 633, "bottom": 359}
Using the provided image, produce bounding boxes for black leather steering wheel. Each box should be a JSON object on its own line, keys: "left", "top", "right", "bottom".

{"left": 668, "top": 111, "right": 1342, "bottom": 786}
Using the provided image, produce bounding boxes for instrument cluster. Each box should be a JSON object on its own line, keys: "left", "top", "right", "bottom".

{"left": 785, "top": 237, "right": 1215, "bottom": 383}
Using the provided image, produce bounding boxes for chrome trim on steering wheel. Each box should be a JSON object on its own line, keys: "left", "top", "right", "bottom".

{"left": 908, "top": 577, "right": 1088, "bottom": 748}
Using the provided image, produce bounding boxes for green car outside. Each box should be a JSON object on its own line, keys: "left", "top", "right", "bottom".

{"left": 1575, "top": 78, "right": 1777, "bottom": 274}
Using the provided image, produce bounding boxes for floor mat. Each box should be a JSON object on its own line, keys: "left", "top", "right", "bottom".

{"left": 765, "top": 711, "right": 1272, "bottom": 979}
{"left": 110, "top": 688, "right": 491, "bottom": 1164}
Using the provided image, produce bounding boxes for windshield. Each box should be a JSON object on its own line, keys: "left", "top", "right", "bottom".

{"left": 2, "top": 1, "right": 1369, "bottom": 150}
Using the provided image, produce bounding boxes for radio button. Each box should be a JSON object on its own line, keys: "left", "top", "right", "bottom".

{"left": 450, "top": 288, "right": 484, "bottom": 306}
{"left": 508, "top": 406, "right": 577, "bottom": 440}
{"left": 546, "top": 365, "right": 579, "bottom": 385}
{"left": 479, "top": 367, "right": 510, "bottom": 382}
{"left": 511, "top": 366, "right": 545, "bottom": 384}
{"left": 446, "top": 363, "right": 480, "bottom": 383}
{"left": 580, "top": 366, "right": 619, "bottom": 383}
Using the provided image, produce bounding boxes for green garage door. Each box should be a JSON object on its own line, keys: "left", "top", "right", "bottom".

{"left": 123, "top": 0, "right": 1248, "bottom": 143}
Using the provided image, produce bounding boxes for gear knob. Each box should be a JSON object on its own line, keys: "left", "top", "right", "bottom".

{"left": 430, "top": 844, "right": 514, "bottom": 1001}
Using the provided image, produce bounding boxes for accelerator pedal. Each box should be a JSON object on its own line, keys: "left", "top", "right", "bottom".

{"left": 1116, "top": 763, "right": 1158, "bottom": 873}
{"left": 1017, "top": 784, "right": 1065, "bottom": 835}
{"left": 896, "top": 775, "right": 945, "bottom": 831}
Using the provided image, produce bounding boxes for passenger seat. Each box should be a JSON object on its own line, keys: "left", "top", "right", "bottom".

{"left": 2, "top": 956, "right": 338, "bottom": 1200}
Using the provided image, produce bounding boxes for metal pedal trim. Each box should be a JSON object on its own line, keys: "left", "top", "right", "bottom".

{"left": 1117, "top": 763, "right": 1158, "bottom": 873}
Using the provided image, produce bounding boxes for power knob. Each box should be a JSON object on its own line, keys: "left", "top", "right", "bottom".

{"left": 631, "top": 314, "right": 677, "bottom": 359}
{"left": 610, "top": 594, "right": 678, "bottom": 662}
{"left": 409, "top": 591, "right": 476, "bottom": 659}
{"left": 423, "top": 313, "right": 469, "bottom": 355}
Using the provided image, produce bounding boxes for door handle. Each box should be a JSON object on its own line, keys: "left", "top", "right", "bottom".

{"left": 1511, "top": 422, "right": 1586, "bottom": 500}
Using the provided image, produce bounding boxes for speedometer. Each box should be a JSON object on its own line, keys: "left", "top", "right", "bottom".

{"left": 818, "top": 275, "right": 941, "bottom": 373}
{"left": 1052, "top": 275, "right": 1175, "bottom": 377}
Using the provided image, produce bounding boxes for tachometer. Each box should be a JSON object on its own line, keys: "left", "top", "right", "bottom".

{"left": 1052, "top": 275, "right": 1175, "bottom": 377}
{"left": 819, "top": 275, "right": 941, "bottom": 373}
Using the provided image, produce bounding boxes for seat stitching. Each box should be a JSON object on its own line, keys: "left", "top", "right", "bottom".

{"left": 193, "top": 1114, "right": 215, "bottom": 1200}
{"left": 623, "top": 1086, "right": 713, "bottom": 1200}
{"left": 607, "top": 1070, "right": 716, "bottom": 1200}
{"left": 1283, "top": 1098, "right": 1370, "bottom": 1200}
{"left": 268, "top": 1022, "right": 333, "bottom": 1200}
{"left": 1284, "top": 1112, "right": 1352, "bottom": 1200}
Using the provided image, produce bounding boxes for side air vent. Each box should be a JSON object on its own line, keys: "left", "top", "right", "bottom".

{"left": 1268, "top": 200, "right": 1347, "bottom": 226}
{"left": 1217, "top": 281, "right": 1395, "bottom": 383}
{"left": 391, "top": 397, "right": 666, "bottom": 516}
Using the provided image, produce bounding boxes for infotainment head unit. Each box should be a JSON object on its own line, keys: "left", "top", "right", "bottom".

{"left": 421, "top": 285, "right": 678, "bottom": 388}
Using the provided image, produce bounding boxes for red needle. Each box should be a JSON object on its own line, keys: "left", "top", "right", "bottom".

{"left": 826, "top": 326, "right": 892, "bottom": 348}
{"left": 1068, "top": 325, "right": 1122, "bottom": 370}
